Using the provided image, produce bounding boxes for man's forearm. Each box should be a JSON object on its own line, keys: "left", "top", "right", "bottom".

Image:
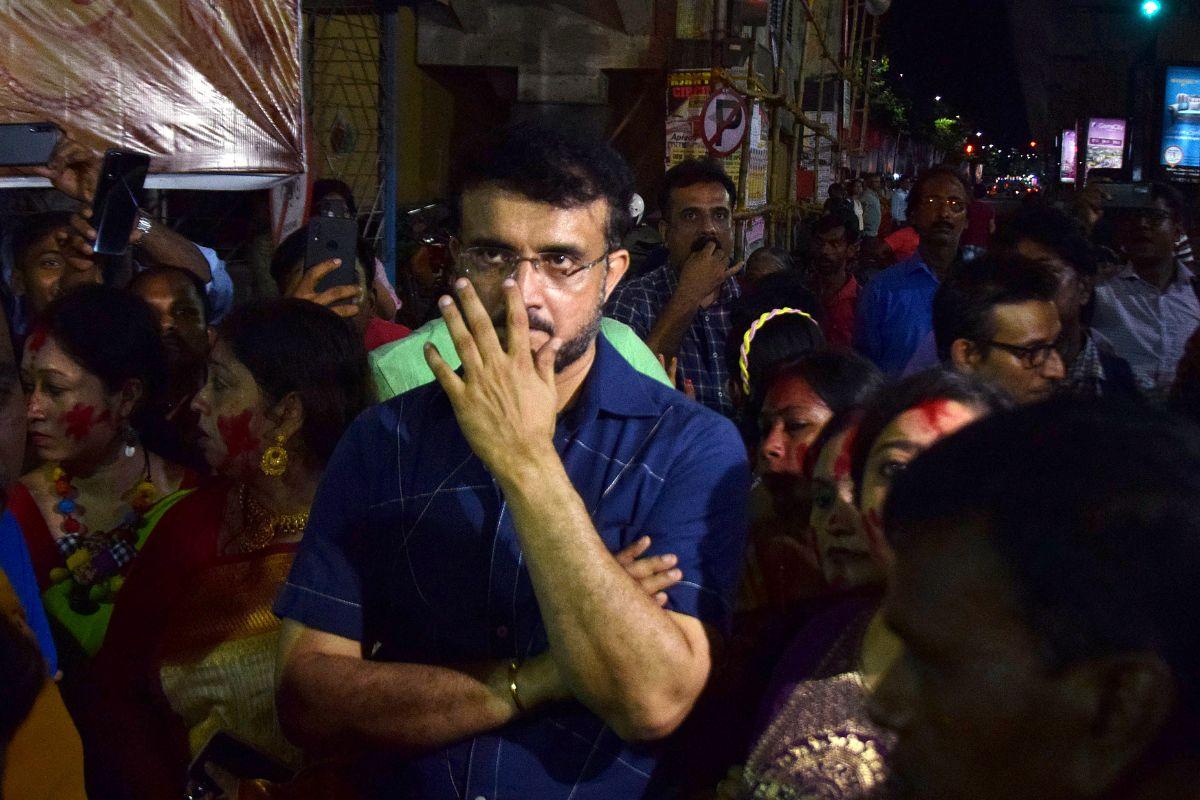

{"left": 278, "top": 653, "right": 523, "bottom": 755}
{"left": 645, "top": 289, "right": 701, "bottom": 361}
{"left": 136, "top": 220, "right": 213, "bottom": 282}
{"left": 498, "top": 450, "right": 707, "bottom": 741}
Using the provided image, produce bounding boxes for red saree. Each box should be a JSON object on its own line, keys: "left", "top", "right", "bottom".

{"left": 90, "top": 482, "right": 300, "bottom": 799}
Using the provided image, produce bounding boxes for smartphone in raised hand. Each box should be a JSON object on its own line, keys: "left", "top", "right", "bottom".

{"left": 90, "top": 149, "right": 151, "bottom": 256}
{"left": 0, "top": 122, "right": 61, "bottom": 166}
{"left": 305, "top": 195, "right": 361, "bottom": 301}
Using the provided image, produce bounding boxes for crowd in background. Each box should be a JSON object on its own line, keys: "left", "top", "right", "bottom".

{"left": 0, "top": 122, "right": 1199, "bottom": 800}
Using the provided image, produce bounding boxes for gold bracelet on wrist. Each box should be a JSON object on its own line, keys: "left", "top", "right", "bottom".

{"left": 508, "top": 659, "right": 526, "bottom": 714}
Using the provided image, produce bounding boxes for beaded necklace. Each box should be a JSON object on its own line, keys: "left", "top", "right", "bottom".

{"left": 46, "top": 452, "right": 159, "bottom": 614}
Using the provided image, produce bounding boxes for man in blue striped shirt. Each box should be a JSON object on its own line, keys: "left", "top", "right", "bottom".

{"left": 275, "top": 124, "right": 750, "bottom": 799}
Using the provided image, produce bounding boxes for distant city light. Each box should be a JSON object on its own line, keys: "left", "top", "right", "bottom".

{"left": 1141, "top": 0, "right": 1163, "bottom": 17}
{"left": 934, "top": 95, "right": 942, "bottom": 101}
{"left": 976, "top": 131, "right": 983, "bottom": 137}
{"left": 893, "top": 172, "right": 901, "bottom": 180}
{"left": 1030, "top": 140, "right": 1038, "bottom": 148}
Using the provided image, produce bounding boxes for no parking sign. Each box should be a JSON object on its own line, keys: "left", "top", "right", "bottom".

{"left": 701, "top": 88, "right": 748, "bottom": 157}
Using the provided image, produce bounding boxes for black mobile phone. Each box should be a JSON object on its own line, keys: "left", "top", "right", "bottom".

{"left": 305, "top": 196, "right": 361, "bottom": 299}
{"left": 91, "top": 149, "right": 151, "bottom": 256}
{"left": 186, "top": 730, "right": 295, "bottom": 795}
{"left": 0, "top": 122, "right": 61, "bottom": 166}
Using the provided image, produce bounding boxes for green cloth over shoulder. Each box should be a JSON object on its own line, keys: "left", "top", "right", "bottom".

{"left": 370, "top": 317, "right": 672, "bottom": 401}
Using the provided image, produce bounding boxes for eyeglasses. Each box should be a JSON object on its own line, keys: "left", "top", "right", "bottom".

{"left": 453, "top": 240, "right": 609, "bottom": 287}
{"left": 985, "top": 337, "right": 1064, "bottom": 369}
{"left": 919, "top": 196, "right": 968, "bottom": 215}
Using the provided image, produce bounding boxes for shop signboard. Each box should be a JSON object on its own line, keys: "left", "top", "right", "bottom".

{"left": 1060, "top": 129, "right": 1078, "bottom": 184}
{"left": 744, "top": 102, "right": 771, "bottom": 209}
{"left": 1085, "top": 118, "right": 1126, "bottom": 179}
{"left": 666, "top": 70, "right": 742, "bottom": 184}
{"left": 1161, "top": 65, "right": 1200, "bottom": 181}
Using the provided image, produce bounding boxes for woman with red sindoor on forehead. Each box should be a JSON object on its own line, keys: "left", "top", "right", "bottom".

{"left": 86, "top": 298, "right": 373, "bottom": 798}
{"left": 9, "top": 285, "right": 195, "bottom": 675}
{"left": 731, "top": 370, "right": 1009, "bottom": 800}
{"left": 745, "top": 348, "right": 883, "bottom": 613}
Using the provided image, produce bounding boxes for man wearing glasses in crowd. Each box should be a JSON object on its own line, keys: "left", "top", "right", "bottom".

{"left": 854, "top": 166, "right": 971, "bottom": 377}
{"left": 273, "top": 123, "right": 750, "bottom": 798}
{"left": 1091, "top": 182, "right": 1200, "bottom": 397}
{"left": 606, "top": 158, "right": 743, "bottom": 417}
{"left": 933, "top": 254, "right": 1066, "bottom": 404}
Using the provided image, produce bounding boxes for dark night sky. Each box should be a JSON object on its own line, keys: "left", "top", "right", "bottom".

{"left": 881, "top": 0, "right": 1031, "bottom": 148}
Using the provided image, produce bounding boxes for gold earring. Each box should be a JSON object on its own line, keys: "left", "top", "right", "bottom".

{"left": 260, "top": 433, "right": 289, "bottom": 477}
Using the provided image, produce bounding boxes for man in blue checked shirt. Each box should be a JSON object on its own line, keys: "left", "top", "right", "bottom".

{"left": 606, "top": 158, "right": 743, "bottom": 417}
{"left": 274, "top": 124, "right": 750, "bottom": 799}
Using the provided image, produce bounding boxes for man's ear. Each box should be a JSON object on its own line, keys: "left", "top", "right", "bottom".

{"left": 1053, "top": 653, "right": 1177, "bottom": 797}
{"left": 657, "top": 218, "right": 669, "bottom": 242}
{"left": 602, "top": 249, "right": 631, "bottom": 303}
{"left": 950, "top": 339, "right": 981, "bottom": 371}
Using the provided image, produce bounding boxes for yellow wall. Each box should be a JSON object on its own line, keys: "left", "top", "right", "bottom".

{"left": 394, "top": 8, "right": 455, "bottom": 204}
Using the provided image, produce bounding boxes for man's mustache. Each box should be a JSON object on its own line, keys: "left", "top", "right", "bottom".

{"left": 491, "top": 308, "right": 555, "bottom": 337}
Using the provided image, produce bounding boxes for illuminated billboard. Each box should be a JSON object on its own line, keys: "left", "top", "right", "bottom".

{"left": 1085, "top": 118, "right": 1126, "bottom": 178}
{"left": 1162, "top": 65, "right": 1200, "bottom": 181}
{"left": 1061, "top": 129, "right": 1078, "bottom": 184}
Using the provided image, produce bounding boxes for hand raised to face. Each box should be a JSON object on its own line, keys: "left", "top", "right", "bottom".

{"left": 424, "top": 278, "right": 561, "bottom": 478}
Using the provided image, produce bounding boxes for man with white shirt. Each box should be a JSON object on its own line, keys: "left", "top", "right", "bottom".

{"left": 1091, "top": 183, "right": 1200, "bottom": 396}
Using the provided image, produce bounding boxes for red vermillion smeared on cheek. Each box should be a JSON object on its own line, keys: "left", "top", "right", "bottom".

{"left": 216, "top": 409, "right": 260, "bottom": 465}
{"left": 62, "top": 404, "right": 111, "bottom": 441}
{"left": 834, "top": 425, "right": 860, "bottom": 480}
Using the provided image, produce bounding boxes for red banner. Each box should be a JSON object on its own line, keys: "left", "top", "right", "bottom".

{"left": 0, "top": 0, "right": 303, "bottom": 177}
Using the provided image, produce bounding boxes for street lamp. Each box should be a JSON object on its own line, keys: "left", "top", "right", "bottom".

{"left": 934, "top": 95, "right": 942, "bottom": 101}
{"left": 1141, "top": 0, "right": 1163, "bottom": 17}
{"left": 976, "top": 131, "right": 983, "bottom": 137}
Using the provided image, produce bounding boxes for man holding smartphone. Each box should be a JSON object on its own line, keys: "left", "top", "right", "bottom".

{"left": 30, "top": 138, "right": 234, "bottom": 324}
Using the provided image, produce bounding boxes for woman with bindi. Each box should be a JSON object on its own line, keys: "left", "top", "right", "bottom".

{"left": 744, "top": 349, "right": 883, "bottom": 612}
{"left": 8, "top": 285, "right": 192, "bottom": 670}
{"left": 734, "top": 370, "right": 1009, "bottom": 800}
{"left": 87, "top": 298, "right": 373, "bottom": 798}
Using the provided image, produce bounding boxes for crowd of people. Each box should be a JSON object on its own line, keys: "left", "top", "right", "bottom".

{"left": 0, "top": 120, "right": 1199, "bottom": 800}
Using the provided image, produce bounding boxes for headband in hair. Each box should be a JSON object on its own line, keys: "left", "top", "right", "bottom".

{"left": 738, "top": 307, "right": 818, "bottom": 395}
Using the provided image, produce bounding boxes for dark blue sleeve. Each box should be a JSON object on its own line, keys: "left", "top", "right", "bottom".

{"left": 853, "top": 279, "right": 884, "bottom": 368}
{"left": 0, "top": 511, "right": 57, "bottom": 676}
{"left": 643, "top": 411, "right": 751, "bottom": 632}
{"left": 274, "top": 411, "right": 377, "bottom": 641}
